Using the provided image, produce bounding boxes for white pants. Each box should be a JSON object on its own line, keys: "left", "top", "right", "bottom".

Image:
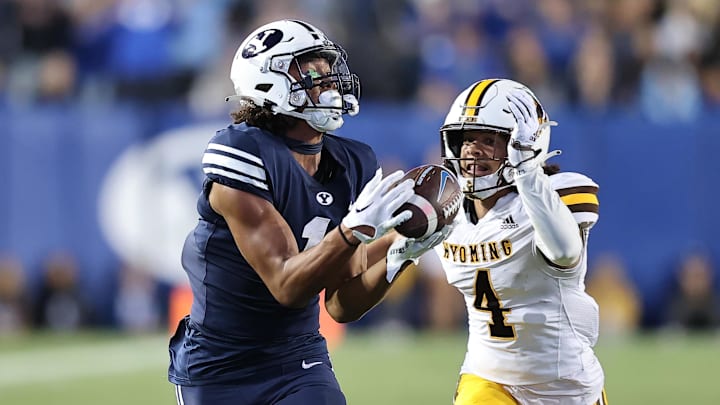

{"left": 504, "top": 355, "right": 606, "bottom": 405}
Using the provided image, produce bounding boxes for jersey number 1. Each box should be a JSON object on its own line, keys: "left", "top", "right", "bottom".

{"left": 473, "top": 269, "right": 516, "bottom": 339}
{"left": 302, "top": 216, "right": 332, "bottom": 251}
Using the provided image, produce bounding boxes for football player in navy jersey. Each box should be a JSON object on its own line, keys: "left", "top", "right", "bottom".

{"left": 168, "top": 19, "right": 448, "bottom": 405}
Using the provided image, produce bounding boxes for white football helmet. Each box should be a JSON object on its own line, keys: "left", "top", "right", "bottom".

{"left": 441, "top": 79, "right": 552, "bottom": 200}
{"left": 229, "top": 19, "right": 360, "bottom": 132}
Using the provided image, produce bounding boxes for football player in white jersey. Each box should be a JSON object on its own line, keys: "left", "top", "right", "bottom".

{"left": 434, "top": 79, "right": 608, "bottom": 404}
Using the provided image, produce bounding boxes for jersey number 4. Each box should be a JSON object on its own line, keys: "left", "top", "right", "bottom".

{"left": 473, "top": 269, "right": 516, "bottom": 340}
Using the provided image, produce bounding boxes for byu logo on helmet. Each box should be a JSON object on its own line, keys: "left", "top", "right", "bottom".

{"left": 241, "top": 29, "right": 283, "bottom": 58}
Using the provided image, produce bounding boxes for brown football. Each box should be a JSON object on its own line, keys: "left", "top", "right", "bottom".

{"left": 394, "top": 164, "right": 463, "bottom": 239}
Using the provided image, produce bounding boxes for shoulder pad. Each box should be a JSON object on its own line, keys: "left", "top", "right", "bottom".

{"left": 324, "top": 134, "right": 379, "bottom": 192}
{"left": 202, "top": 124, "right": 271, "bottom": 194}
{"left": 550, "top": 172, "right": 599, "bottom": 228}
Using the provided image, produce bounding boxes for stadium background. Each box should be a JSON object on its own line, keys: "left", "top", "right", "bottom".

{"left": 0, "top": 0, "right": 719, "bottom": 404}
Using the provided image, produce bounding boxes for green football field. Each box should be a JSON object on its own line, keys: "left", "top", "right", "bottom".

{"left": 0, "top": 330, "right": 718, "bottom": 404}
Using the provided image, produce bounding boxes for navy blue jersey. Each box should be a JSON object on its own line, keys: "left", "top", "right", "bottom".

{"left": 169, "top": 123, "right": 378, "bottom": 385}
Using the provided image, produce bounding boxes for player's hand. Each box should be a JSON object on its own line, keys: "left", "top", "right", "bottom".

{"left": 385, "top": 225, "right": 453, "bottom": 283}
{"left": 342, "top": 168, "right": 414, "bottom": 244}
{"left": 506, "top": 89, "right": 557, "bottom": 176}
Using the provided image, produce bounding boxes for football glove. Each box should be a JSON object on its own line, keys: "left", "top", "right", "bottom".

{"left": 342, "top": 168, "right": 414, "bottom": 244}
{"left": 385, "top": 225, "right": 453, "bottom": 283}
{"left": 506, "top": 89, "right": 557, "bottom": 176}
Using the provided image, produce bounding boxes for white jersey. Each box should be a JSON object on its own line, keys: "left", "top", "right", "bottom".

{"left": 434, "top": 172, "right": 600, "bottom": 386}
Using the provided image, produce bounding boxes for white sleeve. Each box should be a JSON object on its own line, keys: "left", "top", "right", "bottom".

{"left": 552, "top": 172, "right": 600, "bottom": 230}
{"left": 514, "top": 170, "right": 583, "bottom": 269}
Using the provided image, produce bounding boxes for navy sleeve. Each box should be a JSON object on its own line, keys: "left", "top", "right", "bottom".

{"left": 201, "top": 126, "right": 273, "bottom": 203}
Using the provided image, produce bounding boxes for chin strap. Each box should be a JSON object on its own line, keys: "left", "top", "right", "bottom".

{"left": 279, "top": 90, "right": 359, "bottom": 133}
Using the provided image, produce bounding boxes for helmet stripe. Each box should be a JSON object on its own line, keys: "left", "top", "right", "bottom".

{"left": 289, "top": 19, "right": 321, "bottom": 40}
{"left": 463, "top": 79, "right": 499, "bottom": 117}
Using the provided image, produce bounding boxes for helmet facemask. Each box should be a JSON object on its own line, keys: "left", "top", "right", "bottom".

{"left": 442, "top": 129, "right": 514, "bottom": 200}
{"left": 283, "top": 48, "right": 360, "bottom": 131}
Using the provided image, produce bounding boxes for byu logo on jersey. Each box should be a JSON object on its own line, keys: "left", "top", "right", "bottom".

{"left": 316, "top": 191, "right": 334, "bottom": 206}
{"left": 242, "top": 29, "right": 283, "bottom": 58}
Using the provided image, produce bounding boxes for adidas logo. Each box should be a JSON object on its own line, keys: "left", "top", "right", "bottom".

{"left": 500, "top": 215, "right": 519, "bottom": 230}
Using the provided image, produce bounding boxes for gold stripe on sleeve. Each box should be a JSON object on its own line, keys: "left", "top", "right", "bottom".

{"left": 560, "top": 193, "right": 599, "bottom": 206}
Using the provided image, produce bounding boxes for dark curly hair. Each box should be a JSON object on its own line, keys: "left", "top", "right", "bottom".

{"left": 544, "top": 164, "right": 560, "bottom": 175}
{"left": 230, "top": 100, "right": 300, "bottom": 134}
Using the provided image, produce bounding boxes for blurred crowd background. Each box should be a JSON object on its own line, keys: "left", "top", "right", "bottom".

{"left": 0, "top": 0, "right": 719, "bottom": 338}
{"left": 2, "top": 0, "right": 720, "bottom": 115}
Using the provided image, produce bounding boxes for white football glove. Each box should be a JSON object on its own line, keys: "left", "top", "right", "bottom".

{"left": 385, "top": 225, "right": 453, "bottom": 283}
{"left": 506, "top": 89, "right": 557, "bottom": 176}
{"left": 342, "top": 168, "right": 414, "bottom": 244}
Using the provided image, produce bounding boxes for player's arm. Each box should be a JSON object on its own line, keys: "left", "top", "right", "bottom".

{"left": 506, "top": 89, "right": 582, "bottom": 269}
{"left": 210, "top": 183, "right": 361, "bottom": 308}
{"left": 514, "top": 172, "right": 583, "bottom": 268}
{"left": 211, "top": 168, "right": 414, "bottom": 308}
{"left": 324, "top": 228, "right": 449, "bottom": 323}
{"left": 323, "top": 233, "right": 398, "bottom": 323}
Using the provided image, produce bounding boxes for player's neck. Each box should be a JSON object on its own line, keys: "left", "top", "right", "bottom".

{"left": 473, "top": 188, "right": 512, "bottom": 219}
{"left": 285, "top": 122, "right": 323, "bottom": 176}
{"left": 286, "top": 121, "right": 323, "bottom": 145}
{"left": 291, "top": 151, "right": 321, "bottom": 176}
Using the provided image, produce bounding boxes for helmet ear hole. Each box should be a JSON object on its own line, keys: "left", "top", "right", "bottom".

{"left": 255, "top": 84, "right": 272, "bottom": 93}
{"left": 289, "top": 90, "right": 307, "bottom": 107}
